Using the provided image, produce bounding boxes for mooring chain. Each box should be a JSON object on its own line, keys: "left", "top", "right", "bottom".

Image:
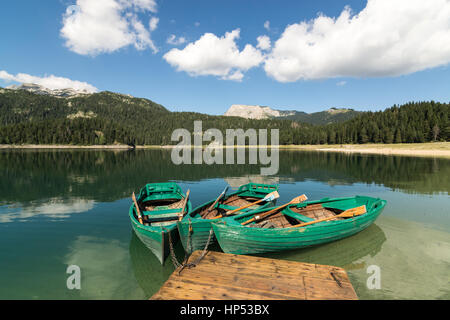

{"left": 163, "top": 226, "right": 182, "bottom": 269}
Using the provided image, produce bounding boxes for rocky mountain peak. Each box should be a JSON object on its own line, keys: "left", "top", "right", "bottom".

{"left": 6, "top": 83, "right": 93, "bottom": 98}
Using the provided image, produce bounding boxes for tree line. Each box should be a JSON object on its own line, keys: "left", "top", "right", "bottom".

{"left": 0, "top": 88, "right": 448, "bottom": 145}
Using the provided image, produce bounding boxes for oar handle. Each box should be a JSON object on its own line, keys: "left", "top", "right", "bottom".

{"left": 241, "top": 203, "right": 287, "bottom": 225}
{"left": 205, "top": 187, "right": 229, "bottom": 213}
{"left": 241, "top": 194, "right": 307, "bottom": 226}
{"left": 226, "top": 197, "right": 264, "bottom": 216}
{"left": 132, "top": 192, "right": 143, "bottom": 224}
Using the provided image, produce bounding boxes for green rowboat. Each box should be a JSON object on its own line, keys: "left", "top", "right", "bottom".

{"left": 177, "top": 183, "right": 279, "bottom": 253}
{"left": 211, "top": 195, "right": 386, "bottom": 255}
{"left": 129, "top": 182, "right": 192, "bottom": 264}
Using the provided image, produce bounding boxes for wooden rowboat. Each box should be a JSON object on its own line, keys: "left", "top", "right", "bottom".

{"left": 129, "top": 182, "right": 191, "bottom": 264}
{"left": 211, "top": 196, "right": 386, "bottom": 255}
{"left": 177, "top": 183, "right": 279, "bottom": 253}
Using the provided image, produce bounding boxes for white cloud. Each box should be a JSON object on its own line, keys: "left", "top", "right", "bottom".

{"left": 149, "top": 16, "right": 159, "bottom": 31}
{"left": 163, "top": 29, "right": 264, "bottom": 81}
{"left": 264, "top": 20, "right": 270, "bottom": 31}
{"left": 0, "top": 70, "right": 98, "bottom": 93}
{"left": 61, "top": 0, "right": 159, "bottom": 56}
{"left": 195, "top": 22, "right": 200, "bottom": 27}
{"left": 257, "top": 35, "right": 271, "bottom": 51}
{"left": 166, "top": 34, "right": 187, "bottom": 46}
{"left": 265, "top": 0, "right": 450, "bottom": 82}
{"left": 336, "top": 80, "right": 347, "bottom": 86}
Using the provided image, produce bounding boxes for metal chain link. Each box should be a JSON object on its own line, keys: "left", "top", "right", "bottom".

{"left": 164, "top": 222, "right": 214, "bottom": 274}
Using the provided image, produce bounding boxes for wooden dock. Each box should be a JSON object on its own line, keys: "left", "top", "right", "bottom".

{"left": 151, "top": 251, "right": 358, "bottom": 300}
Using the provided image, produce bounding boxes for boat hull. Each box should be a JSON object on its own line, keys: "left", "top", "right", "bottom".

{"left": 212, "top": 196, "right": 386, "bottom": 255}
{"left": 131, "top": 220, "right": 179, "bottom": 264}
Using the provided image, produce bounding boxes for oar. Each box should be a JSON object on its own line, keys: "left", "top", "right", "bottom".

{"left": 204, "top": 186, "right": 229, "bottom": 214}
{"left": 241, "top": 194, "right": 308, "bottom": 226}
{"left": 211, "top": 191, "right": 280, "bottom": 219}
{"left": 178, "top": 189, "right": 190, "bottom": 221}
{"left": 132, "top": 192, "right": 144, "bottom": 224}
{"left": 291, "top": 205, "right": 367, "bottom": 228}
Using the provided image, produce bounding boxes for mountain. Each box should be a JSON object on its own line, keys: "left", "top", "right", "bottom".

{"left": 224, "top": 104, "right": 361, "bottom": 125}
{"left": 224, "top": 104, "right": 296, "bottom": 119}
{"left": 0, "top": 84, "right": 447, "bottom": 146}
{"left": 6, "top": 83, "right": 94, "bottom": 98}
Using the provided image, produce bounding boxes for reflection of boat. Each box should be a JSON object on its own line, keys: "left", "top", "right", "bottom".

{"left": 177, "top": 183, "right": 278, "bottom": 253}
{"left": 128, "top": 230, "right": 177, "bottom": 298}
{"left": 212, "top": 196, "right": 386, "bottom": 255}
{"left": 262, "top": 223, "right": 386, "bottom": 268}
{"left": 129, "top": 183, "right": 191, "bottom": 264}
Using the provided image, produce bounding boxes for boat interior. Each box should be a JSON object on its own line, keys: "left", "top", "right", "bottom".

{"left": 134, "top": 197, "right": 185, "bottom": 227}
{"left": 247, "top": 204, "right": 347, "bottom": 229}
{"left": 200, "top": 195, "right": 262, "bottom": 219}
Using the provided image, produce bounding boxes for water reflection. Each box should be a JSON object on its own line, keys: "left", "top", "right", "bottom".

{"left": 262, "top": 223, "right": 387, "bottom": 268}
{"left": 349, "top": 217, "right": 450, "bottom": 300}
{"left": 65, "top": 235, "right": 144, "bottom": 299}
{"left": 0, "top": 198, "right": 95, "bottom": 223}
{"left": 0, "top": 150, "right": 448, "bottom": 207}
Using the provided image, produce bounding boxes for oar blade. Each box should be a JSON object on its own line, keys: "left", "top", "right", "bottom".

{"left": 263, "top": 191, "right": 280, "bottom": 202}
{"left": 290, "top": 194, "right": 308, "bottom": 204}
{"left": 340, "top": 205, "right": 366, "bottom": 217}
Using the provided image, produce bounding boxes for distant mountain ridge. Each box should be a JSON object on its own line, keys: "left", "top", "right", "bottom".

{"left": 0, "top": 84, "right": 447, "bottom": 146}
{"left": 6, "top": 83, "right": 94, "bottom": 98}
{"left": 224, "top": 104, "right": 361, "bottom": 125}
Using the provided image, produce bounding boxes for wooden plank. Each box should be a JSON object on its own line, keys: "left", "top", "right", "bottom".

{"left": 151, "top": 250, "right": 358, "bottom": 300}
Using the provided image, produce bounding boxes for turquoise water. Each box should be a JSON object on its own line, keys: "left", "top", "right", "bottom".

{"left": 0, "top": 150, "right": 448, "bottom": 299}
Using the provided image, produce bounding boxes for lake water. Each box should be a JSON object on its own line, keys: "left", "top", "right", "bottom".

{"left": 0, "top": 149, "right": 448, "bottom": 300}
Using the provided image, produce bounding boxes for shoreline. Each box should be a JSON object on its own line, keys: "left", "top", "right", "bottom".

{"left": 1, "top": 142, "right": 449, "bottom": 158}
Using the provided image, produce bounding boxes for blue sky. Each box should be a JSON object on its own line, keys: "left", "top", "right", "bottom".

{"left": 1, "top": 0, "right": 449, "bottom": 114}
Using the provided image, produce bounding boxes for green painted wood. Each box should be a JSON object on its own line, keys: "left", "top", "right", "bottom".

{"left": 211, "top": 196, "right": 387, "bottom": 255}
{"left": 129, "top": 182, "right": 191, "bottom": 264}
{"left": 177, "top": 183, "right": 279, "bottom": 253}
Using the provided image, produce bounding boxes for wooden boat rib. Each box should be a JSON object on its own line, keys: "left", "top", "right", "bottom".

{"left": 211, "top": 196, "right": 386, "bottom": 255}
{"left": 177, "top": 183, "right": 279, "bottom": 253}
{"left": 129, "top": 182, "right": 191, "bottom": 264}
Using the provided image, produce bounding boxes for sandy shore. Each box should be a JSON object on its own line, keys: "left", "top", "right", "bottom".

{"left": 1, "top": 142, "right": 449, "bottom": 158}
{"left": 279, "top": 142, "right": 450, "bottom": 158}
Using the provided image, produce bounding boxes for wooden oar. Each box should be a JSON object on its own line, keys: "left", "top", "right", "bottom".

{"left": 204, "top": 186, "right": 229, "bottom": 215}
{"left": 132, "top": 192, "right": 144, "bottom": 224}
{"left": 178, "top": 189, "right": 190, "bottom": 221}
{"left": 291, "top": 205, "right": 367, "bottom": 228}
{"left": 211, "top": 191, "right": 280, "bottom": 219}
{"left": 241, "top": 194, "right": 308, "bottom": 226}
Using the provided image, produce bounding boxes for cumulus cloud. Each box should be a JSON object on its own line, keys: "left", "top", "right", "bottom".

{"left": 264, "top": 0, "right": 450, "bottom": 82}
{"left": 0, "top": 70, "right": 98, "bottom": 92}
{"left": 163, "top": 29, "right": 264, "bottom": 81}
{"left": 264, "top": 20, "right": 270, "bottom": 31}
{"left": 257, "top": 35, "right": 271, "bottom": 51}
{"left": 166, "top": 34, "right": 187, "bottom": 46}
{"left": 61, "top": 0, "right": 159, "bottom": 56}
